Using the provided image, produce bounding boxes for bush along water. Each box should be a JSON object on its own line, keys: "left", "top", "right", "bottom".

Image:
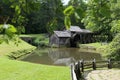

{"left": 106, "top": 33, "right": 120, "bottom": 60}
{"left": 32, "top": 36, "right": 49, "bottom": 48}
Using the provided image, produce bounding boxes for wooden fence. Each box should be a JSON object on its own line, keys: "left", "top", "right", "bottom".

{"left": 70, "top": 59, "right": 120, "bottom": 80}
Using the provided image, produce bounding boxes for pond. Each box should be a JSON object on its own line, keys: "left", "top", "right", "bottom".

{"left": 22, "top": 48, "right": 103, "bottom": 66}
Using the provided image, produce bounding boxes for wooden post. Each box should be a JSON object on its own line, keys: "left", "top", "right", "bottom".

{"left": 70, "top": 64, "right": 77, "bottom": 80}
{"left": 70, "top": 64, "right": 74, "bottom": 80}
{"left": 78, "top": 61, "right": 82, "bottom": 79}
{"left": 80, "top": 59, "right": 84, "bottom": 72}
{"left": 74, "top": 63, "right": 80, "bottom": 80}
{"left": 108, "top": 59, "right": 112, "bottom": 69}
{"left": 92, "top": 59, "right": 96, "bottom": 70}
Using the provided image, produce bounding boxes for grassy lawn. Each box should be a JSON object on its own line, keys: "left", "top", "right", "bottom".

{"left": 81, "top": 42, "right": 107, "bottom": 48}
{"left": 0, "top": 58, "right": 70, "bottom": 80}
{"left": 80, "top": 42, "right": 108, "bottom": 52}
{"left": 0, "top": 39, "right": 36, "bottom": 56}
{"left": 0, "top": 38, "right": 70, "bottom": 80}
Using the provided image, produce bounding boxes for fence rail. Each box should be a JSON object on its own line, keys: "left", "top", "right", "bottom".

{"left": 70, "top": 59, "right": 120, "bottom": 80}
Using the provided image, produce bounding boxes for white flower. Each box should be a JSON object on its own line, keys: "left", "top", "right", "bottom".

{"left": 3, "top": 24, "right": 9, "bottom": 29}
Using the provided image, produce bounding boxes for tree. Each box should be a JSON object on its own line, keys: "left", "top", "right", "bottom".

{"left": 110, "top": 0, "right": 120, "bottom": 35}
{"left": 105, "top": 0, "right": 120, "bottom": 60}
{"left": 11, "top": 0, "right": 40, "bottom": 34}
{"left": 42, "top": 0, "right": 64, "bottom": 34}
{"left": 68, "top": 0, "right": 87, "bottom": 28}
{"left": 82, "top": 0, "right": 112, "bottom": 41}
{"left": 26, "top": 0, "right": 64, "bottom": 34}
{"left": 63, "top": 0, "right": 87, "bottom": 30}
{"left": 0, "top": 0, "right": 40, "bottom": 44}
{"left": 0, "top": 0, "right": 40, "bottom": 34}
{"left": 106, "top": 33, "right": 120, "bottom": 60}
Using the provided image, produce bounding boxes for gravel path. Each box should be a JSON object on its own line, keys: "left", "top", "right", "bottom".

{"left": 85, "top": 70, "right": 120, "bottom": 80}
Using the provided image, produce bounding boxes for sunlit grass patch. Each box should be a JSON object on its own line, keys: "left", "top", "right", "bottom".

{"left": 0, "top": 58, "right": 70, "bottom": 80}
{"left": 0, "top": 39, "right": 35, "bottom": 56}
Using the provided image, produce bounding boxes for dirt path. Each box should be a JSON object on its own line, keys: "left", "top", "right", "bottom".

{"left": 85, "top": 69, "right": 120, "bottom": 80}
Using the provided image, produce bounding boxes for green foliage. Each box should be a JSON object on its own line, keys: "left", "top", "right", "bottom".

{"left": 0, "top": 0, "right": 40, "bottom": 34}
{"left": 63, "top": 6, "right": 75, "bottom": 30}
{"left": 64, "top": 16, "right": 71, "bottom": 30}
{"left": 67, "top": 0, "right": 87, "bottom": 28}
{"left": 106, "top": 33, "right": 120, "bottom": 60}
{"left": 109, "top": 1, "right": 120, "bottom": 37}
{"left": 26, "top": 0, "right": 64, "bottom": 33}
{"left": 32, "top": 35, "right": 49, "bottom": 47}
{"left": 46, "top": 18, "right": 57, "bottom": 34}
{"left": 0, "top": 24, "right": 19, "bottom": 44}
{"left": 5, "top": 24, "right": 17, "bottom": 37}
{"left": 111, "top": 20, "right": 120, "bottom": 34}
{"left": 82, "top": 0, "right": 111, "bottom": 31}
{"left": 81, "top": 0, "right": 120, "bottom": 42}
{"left": 0, "top": 25, "right": 4, "bottom": 32}
{"left": 63, "top": 6, "right": 74, "bottom": 16}
{"left": 99, "top": 5, "right": 111, "bottom": 18}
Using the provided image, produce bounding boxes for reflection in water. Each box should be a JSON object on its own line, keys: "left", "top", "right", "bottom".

{"left": 22, "top": 48, "right": 102, "bottom": 66}
{"left": 54, "top": 57, "right": 75, "bottom": 66}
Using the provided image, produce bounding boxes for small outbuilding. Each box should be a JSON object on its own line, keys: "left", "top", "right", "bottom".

{"left": 50, "top": 31, "right": 71, "bottom": 47}
{"left": 50, "top": 26, "right": 93, "bottom": 47}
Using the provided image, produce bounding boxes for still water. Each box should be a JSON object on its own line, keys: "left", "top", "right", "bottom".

{"left": 22, "top": 48, "right": 102, "bottom": 66}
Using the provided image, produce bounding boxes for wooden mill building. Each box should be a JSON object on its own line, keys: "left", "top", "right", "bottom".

{"left": 50, "top": 26, "right": 93, "bottom": 47}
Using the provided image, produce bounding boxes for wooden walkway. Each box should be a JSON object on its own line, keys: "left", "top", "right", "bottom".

{"left": 70, "top": 59, "right": 120, "bottom": 80}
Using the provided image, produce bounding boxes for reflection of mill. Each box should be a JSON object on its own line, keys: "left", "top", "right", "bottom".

{"left": 48, "top": 49, "right": 75, "bottom": 66}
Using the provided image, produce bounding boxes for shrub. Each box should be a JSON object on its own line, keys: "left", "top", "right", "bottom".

{"left": 105, "top": 33, "right": 120, "bottom": 60}
{"left": 32, "top": 35, "right": 49, "bottom": 47}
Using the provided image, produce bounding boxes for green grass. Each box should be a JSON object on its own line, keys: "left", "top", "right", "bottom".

{"left": 20, "top": 34, "right": 47, "bottom": 38}
{"left": 0, "top": 37, "right": 70, "bottom": 80}
{"left": 80, "top": 42, "right": 108, "bottom": 51}
{"left": 0, "top": 58, "right": 70, "bottom": 80}
{"left": 81, "top": 42, "right": 107, "bottom": 48}
{"left": 0, "top": 39, "right": 36, "bottom": 56}
{"left": 80, "top": 42, "right": 108, "bottom": 58}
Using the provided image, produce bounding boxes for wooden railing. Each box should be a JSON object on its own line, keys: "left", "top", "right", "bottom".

{"left": 70, "top": 59, "right": 120, "bottom": 80}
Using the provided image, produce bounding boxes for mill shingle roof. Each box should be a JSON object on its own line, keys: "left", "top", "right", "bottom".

{"left": 54, "top": 31, "right": 71, "bottom": 37}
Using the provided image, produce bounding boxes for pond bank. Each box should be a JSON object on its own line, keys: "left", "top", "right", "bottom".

{"left": 0, "top": 39, "right": 36, "bottom": 59}
{"left": 80, "top": 42, "right": 107, "bottom": 53}
{"left": 7, "top": 48, "right": 35, "bottom": 59}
